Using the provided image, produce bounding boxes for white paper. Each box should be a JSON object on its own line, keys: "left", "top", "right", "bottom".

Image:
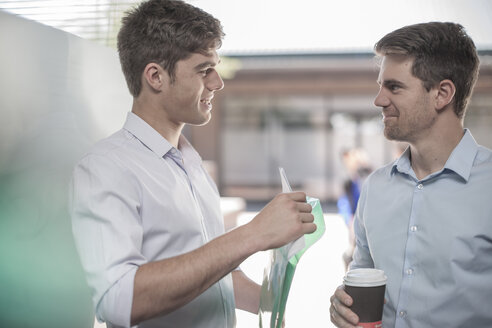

{"left": 279, "top": 167, "right": 305, "bottom": 259}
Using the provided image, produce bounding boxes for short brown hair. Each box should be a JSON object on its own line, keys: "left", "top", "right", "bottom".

{"left": 374, "top": 22, "right": 479, "bottom": 118}
{"left": 117, "top": 0, "right": 224, "bottom": 97}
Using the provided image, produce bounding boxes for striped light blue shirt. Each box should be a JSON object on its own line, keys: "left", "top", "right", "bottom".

{"left": 71, "top": 112, "right": 236, "bottom": 328}
{"left": 351, "top": 129, "right": 492, "bottom": 327}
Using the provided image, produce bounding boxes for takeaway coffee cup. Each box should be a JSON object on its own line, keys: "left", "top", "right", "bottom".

{"left": 343, "top": 268, "right": 387, "bottom": 328}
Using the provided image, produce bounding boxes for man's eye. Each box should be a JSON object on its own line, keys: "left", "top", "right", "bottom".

{"left": 389, "top": 85, "right": 400, "bottom": 91}
{"left": 200, "top": 68, "right": 212, "bottom": 76}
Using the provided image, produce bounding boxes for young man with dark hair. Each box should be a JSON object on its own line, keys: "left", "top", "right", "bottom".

{"left": 329, "top": 22, "right": 492, "bottom": 327}
{"left": 70, "top": 1, "right": 316, "bottom": 327}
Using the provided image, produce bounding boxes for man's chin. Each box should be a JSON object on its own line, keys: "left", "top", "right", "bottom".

{"left": 190, "top": 114, "right": 212, "bottom": 127}
{"left": 384, "top": 128, "right": 400, "bottom": 141}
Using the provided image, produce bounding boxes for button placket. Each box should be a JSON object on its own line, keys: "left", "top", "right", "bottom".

{"left": 395, "top": 179, "right": 424, "bottom": 326}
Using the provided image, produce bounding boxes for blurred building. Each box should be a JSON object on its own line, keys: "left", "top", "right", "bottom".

{"left": 190, "top": 51, "right": 492, "bottom": 202}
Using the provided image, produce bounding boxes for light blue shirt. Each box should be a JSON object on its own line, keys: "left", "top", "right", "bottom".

{"left": 70, "top": 112, "right": 236, "bottom": 328}
{"left": 351, "top": 129, "right": 492, "bottom": 327}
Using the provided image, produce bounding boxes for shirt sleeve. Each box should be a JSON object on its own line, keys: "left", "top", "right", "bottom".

{"left": 349, "top": 178, "right": 375, "bottom": 270}
{"left": 70, "top": 153, "right": 146, "bottom": 327}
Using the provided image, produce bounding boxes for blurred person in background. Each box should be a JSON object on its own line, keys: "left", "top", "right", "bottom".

{"left": 330, "top": 22, "right": 492, "bottom": 327}
{"left": 337, "top": 148, "right": 372, "bottom": 271}
{"left": 69, "top": 1, "right": 315, "bottom": 327}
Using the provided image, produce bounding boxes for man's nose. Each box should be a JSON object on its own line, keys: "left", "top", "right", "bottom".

{"left": 374, "top": 88, "right": 390, "bottom": 108}
{"left": 207, "top": 69, "right": 224, "bottom": 91}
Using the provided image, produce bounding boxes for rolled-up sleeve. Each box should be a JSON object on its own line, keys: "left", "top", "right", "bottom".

{"left": 70, "top": 153, "right": 146, "bottom": 327}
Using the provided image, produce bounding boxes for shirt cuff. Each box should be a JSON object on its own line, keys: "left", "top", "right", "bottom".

{"left": 97, "top": 267, "right": 138, "bottom": 328}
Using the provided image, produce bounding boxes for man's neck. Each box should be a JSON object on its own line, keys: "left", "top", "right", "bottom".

{"left": 409, "top": 118, "right": 464, "bottom": 180}
{"left": 131, "top": 97, "right": 183, "bottom": 148}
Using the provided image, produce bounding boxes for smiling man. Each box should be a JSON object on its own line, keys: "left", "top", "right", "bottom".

{"left": 69, "top": 1, "right": 316, "bottom": 327}
{"left": 329, "top": 22, "right": 492, "bottom": 327}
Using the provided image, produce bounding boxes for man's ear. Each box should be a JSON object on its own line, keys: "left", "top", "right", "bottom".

{"left": 142, "top": 62, "right": 168, "bottom": 92}
{"left": 435, "top": 79, "right": 456, "bottom": 111}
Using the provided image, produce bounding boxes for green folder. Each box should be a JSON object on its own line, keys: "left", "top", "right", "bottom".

{"left": 259, "top": 168, "right": 326, "bottom": 328}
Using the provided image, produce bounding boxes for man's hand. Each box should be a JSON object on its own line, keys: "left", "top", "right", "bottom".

{"left": 131, "top": 191, "right": 315, "bottom": 325}
{"left": 329, "top": 285, "right": 359, "bottom": 327}
{"left": 247, "top": 192, "right": 316, "bottom": 251}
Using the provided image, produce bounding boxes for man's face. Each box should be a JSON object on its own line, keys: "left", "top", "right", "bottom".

{"left": 374, "top": 55, "right": 437, "bottom": 143}
{"left": 162, "top": 49, "right": 224, "bottom": 127}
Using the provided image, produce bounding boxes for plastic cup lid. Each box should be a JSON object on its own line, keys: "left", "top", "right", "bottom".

{"left": 344, "top": 268, "right": 387, "bottom": 287}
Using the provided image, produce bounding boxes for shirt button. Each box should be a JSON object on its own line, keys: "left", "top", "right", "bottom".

{"left": 406, "top": 268, "right": 414, "bottom": 275}
{"left": 399, "top": 310, "right": 407, "bottom": 318}
{"left": 410, "top": 225, "right": 418, "bottom": 232}
{"left": 417, "top": 183, "right": 423, "bottom": 190}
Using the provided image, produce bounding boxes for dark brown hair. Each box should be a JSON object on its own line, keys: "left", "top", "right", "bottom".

{"left": 375, "top": 22, "right": 479, "bottom": 118}
{"left": 117, "top": 0, "right": 224, "bottom": 97}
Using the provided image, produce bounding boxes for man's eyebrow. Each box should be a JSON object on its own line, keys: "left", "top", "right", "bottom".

{"left": 194, "top": 59, "right": 221, "bottom": 71}
{"left": 380, "top": 79, "right": 405, "bottom": 87}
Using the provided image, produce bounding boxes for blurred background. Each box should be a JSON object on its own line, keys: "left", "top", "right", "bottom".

{"left": 0, "top": 1, "right": 491, "bottom": 327}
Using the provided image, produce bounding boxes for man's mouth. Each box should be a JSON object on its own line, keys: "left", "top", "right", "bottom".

{"left": 382, "top": 110, "right": 398, "bottom": 121}
{"left": 200, "top": 97, "right": 213, "bottom": 107}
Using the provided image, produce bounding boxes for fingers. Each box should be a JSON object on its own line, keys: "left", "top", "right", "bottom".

{"left": 302, "top": 222, "right": 317, "bottom": 234}
{"left": 282, "top": 191, "right": 312, "bottom": 214}
{"left": 287, "top": 193, "right": 315, "bottom": 233}
{"left": 334, "top": 286, "right": 353, "bottom": 306}
{"left": 330, "top": 286, "right": 358, "bottom": 327}
{"left": 251, "top": 191, "right": 317, "bottom": 250}
{"left": 296, "top": 201, "right": 312, "bottom": 213}
{"left": 299, "top": 211, "right": 316, "bottom": 234}
{"left": 284, "top": 191, "right": 308, "bottom": 202}
{"left": 299, "top": 211, "right": 314, "bottom": 222}
{"left": 330, "top": 304, "right": 357, "bottom": 328}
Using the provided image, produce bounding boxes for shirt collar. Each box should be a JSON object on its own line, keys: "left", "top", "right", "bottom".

{"left": 442, "top": 129, "right": 478, "bottom": 182}
{"left": 177, "top": 134, "right": 202, "bottom": 166}
{"left": 391, "top": 129, "right": 478, "bottom": 182}
{"left": 392, "top": 146, "right": 412, "bottom": 176}
{"left": 123, "top": 112, "right": 202, "bottom": 165}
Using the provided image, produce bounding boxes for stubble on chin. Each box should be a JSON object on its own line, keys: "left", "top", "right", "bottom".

{"left": 383, "top": 124, "right": 400, "bottom": 141}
